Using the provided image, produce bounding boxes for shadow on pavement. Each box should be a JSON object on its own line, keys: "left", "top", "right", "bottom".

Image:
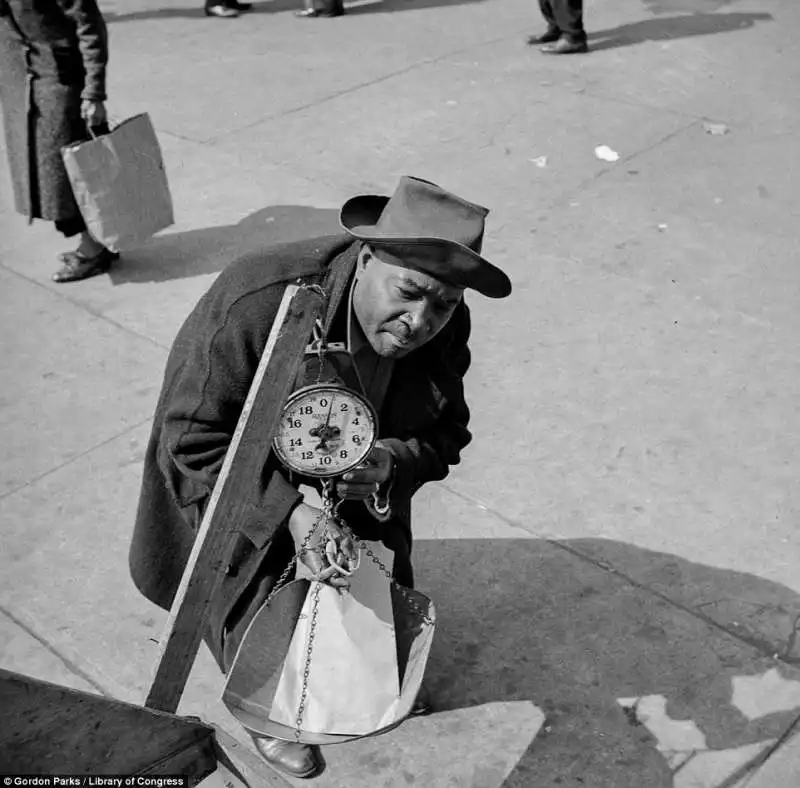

{"left": 413, "top": 537, "right": 800, "bottom": 786}
{"left": 109, "top": 204, "right": 340, "bottom": 285}
{"left": 643, "top": 0, "right": 744, "bottom": 14}
{"left": 344, "top": 0, "right": 489, "bottom": 16}
{"left": 588, "top": 11, "right": 773, "bottom": 52}
{"left": 104, "top": 2, "right": 295, "bottom": 21}
{"left": 105, "top": 0, "right": 487, "bottom": 23}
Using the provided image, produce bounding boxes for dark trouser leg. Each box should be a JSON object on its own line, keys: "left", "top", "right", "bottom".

{"left": 221, "top": 528, "right": 297, "bottom": 673}
{"left": 551, "top": 0, "right": 585, "bottom": 42}
{"left": 538, "top": 0, "right": 559, "bottom": 33}
{"left": 54, "top": 215, "right": 86, "bottom": 238}
{"left": 383, "top": 521, "right": 414, "bottom": 589}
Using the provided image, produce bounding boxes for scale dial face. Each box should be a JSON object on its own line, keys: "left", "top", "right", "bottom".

{"left": 273, "top": 384, "right": 377, "bottom": 478}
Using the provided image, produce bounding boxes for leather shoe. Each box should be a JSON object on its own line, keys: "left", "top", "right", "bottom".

{"left": 252, "top": 735, "right": 323, "bottom": 779}
{"left": 540, "top": 36, "right": 589, "bottom": 54}
{"left": 294, "top": 3, "right": 344, "bottom": 16}
{"left": 526, "top": 28, "right": 560, "bottom": 45}
{"left": 53, "top": 248, "right": 118, "bottom": 283}
{"left": 205, "top": 4, "right": 239, "bottom": 17}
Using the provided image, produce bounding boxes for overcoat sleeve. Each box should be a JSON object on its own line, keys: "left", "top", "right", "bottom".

{"left": 381, "top": 301, "right": 473, "bottom": 500}
{"left": 56, "top": 0, "right": 109, "bottom": 101}
{"left": 156, "top": 284, "right": 303, "bottom": 548}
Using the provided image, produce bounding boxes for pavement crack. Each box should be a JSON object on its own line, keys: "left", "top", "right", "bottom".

{"left": 0, "top": 605, "right": 112, "bottom": 698}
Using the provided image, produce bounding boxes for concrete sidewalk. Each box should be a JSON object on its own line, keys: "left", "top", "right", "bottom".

{"left": 2, "top": 0, "right": 800, "bottom": 783}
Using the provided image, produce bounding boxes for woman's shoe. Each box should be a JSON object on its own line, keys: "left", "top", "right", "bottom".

{"left": 251, "top": 735, "right": 323, "bottom": 779}
{"left": 53, "top": 248, "right": 118, "bottom": 283}
{"left": 205, "top": 4, "right": 239, "bottom": 17}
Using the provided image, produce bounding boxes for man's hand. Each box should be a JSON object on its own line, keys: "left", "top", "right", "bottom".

{"left": 336, "top": 441, "right": 394, "bottom": 501}
{"left": 81, "top": 99, "right": 107, "bottom": 130}
{"left": 288, "top": 502, "right": 350, "bottom": 589}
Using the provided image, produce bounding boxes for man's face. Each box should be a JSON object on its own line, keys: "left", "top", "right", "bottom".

{"left": 352, "top": 245, "right": 464, "bottom": 359}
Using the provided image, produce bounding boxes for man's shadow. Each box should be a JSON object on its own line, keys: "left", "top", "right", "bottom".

{"left": 109, "top": 204, "right": 341, "bottom": 285}
{"left": 412, "top": 537, "right": 800, "bottom": 786}
{"left": 588, "top": 11, "right": 772, "bottom": 52}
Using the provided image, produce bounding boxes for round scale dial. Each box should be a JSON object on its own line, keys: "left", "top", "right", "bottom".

{"left": 273, "top": 384, "right": 377, "bottom": 477}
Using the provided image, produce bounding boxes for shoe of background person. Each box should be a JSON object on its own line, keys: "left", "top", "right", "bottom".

{"left": 294, "top": 7, "right": 345, "bottom": 15}
{"left": 251, "top": 735, "right": 323, "bottom": 779}
{"left": 228, "top": 1, "right": 253, "bottom": 9}
{"left": 540, "top": 36, "right": 589, "bottom": 54}
{"left": 526, "top": 27, "right": 561, "bottom": 45}
{"left": 295, "top": 0, "right": 344, "bottom": 16}
{"left": 53, "top": 249, "right": 118, "bottom": 283}
{"left": 205, "top": 4, "right": 239, "bottom": 16}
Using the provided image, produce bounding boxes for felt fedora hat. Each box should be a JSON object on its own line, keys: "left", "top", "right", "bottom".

{"left": 340, "top": 176, "right": 512, "bottom": 298}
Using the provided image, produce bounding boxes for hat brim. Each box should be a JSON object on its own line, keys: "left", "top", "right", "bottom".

{"left": 340, "top": 194, "right": 512, "bottom": 299}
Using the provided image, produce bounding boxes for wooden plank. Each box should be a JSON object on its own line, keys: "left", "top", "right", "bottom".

{"left": 146, "top": 285, "right": 324, "bottom": 713}
{"left": 0, "top": 668, "right": 215, "bottom": 774}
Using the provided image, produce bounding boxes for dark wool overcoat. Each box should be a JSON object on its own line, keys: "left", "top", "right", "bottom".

{"left": 0, "top": 0, "right": 108, "bottom": 221}
{"left": 130, "top": 235, "right": 473, "bottom": 670}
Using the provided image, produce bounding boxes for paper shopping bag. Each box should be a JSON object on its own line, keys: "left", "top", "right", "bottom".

{"left": 269, "top": 544, "right": 399, "bottom": 735}
{"left": 222, "top": 543, "right": 436, "bottom": 744}
{"left": 61, "top": 113, "right": 174, "bottom": 252}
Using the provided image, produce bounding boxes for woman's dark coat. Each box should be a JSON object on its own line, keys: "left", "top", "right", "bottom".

{"left": 129, "top": 235, "right": 473, "bottom": 670}
{"left": 0, "top": 0, "right": 108, "bottom": 221}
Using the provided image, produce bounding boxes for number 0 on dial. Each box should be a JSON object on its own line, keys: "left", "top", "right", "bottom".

{"left": 273, "top": 384, "right": 378, "bottom": 477}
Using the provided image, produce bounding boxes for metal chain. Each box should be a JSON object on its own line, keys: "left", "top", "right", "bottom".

{"left": 293, "top": 479, "right": 335, "bottom": 740}
{"left": 294, "top": 580, "right": 321, "bottom": 741}
{"left": 257, "top": 481, "right": 333, "bottom": 612}
{"left": 331, "top": 514, "right": 435, "bottom": 628}
{"left": 311, "top": 317, "right": 327, "bottom": 386}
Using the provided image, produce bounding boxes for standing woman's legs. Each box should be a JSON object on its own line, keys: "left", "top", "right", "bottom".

{"left": 52, "top": 121, "right": 118, "bottom": 283}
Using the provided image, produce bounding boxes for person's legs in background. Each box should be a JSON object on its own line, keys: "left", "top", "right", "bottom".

{"left": 535, "top": 0, "right": 589, "bottom": 54}
{"left": 53, "top": 213, "right": 118, "bottom": 284}
{"left": 526, "top": 0, "right": 562, "bottom": 45}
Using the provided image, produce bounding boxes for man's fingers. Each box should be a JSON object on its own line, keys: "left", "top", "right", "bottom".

{"left": 342, "top": 466, "right": 387, "bottom": 485}
{"left": 336, "top": 481, "right": 378, "bottom": 500}
{"left": 301, "top": 546, "right": 326, "bottom": 576}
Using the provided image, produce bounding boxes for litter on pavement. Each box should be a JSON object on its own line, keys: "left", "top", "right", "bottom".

{"left": 702, "top": 121, "right": 730, "bottom": 135}
{"left": 595, "top": 145, "right": 620, "bottom": 162}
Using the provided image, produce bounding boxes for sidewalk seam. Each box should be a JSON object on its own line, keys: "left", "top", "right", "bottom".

{"left": 200, "top": 32, "right": 525, "bottom": 145}
{"left": 437, "top": 480, "right": 800, "bottom": 668}
{"left": 0, "top": 416, "right": 153, "bottom": 503}
{"left": 0, "top": 605, "right": 112, "bottom": 698}
{"left": 718, "top": 713, "right": 800, "bottom": 787}
{"left": 0, "top": 261, "right": 171, "bottom": 352}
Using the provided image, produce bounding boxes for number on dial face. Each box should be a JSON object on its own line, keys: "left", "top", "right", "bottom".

{"left": 274, "top": 387, "right": 376, "bottom": 477}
